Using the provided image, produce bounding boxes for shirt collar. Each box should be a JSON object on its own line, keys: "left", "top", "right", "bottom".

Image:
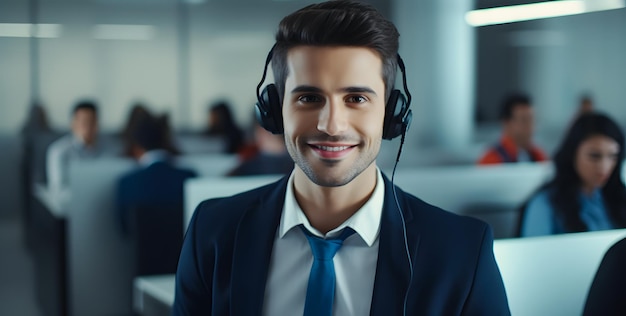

{"left": 71, "top": 135, "right": 99, "bottom": 153}
{"left": 581, "top": 188, "right": 603, "bottom": 202}
{"left": 71, "top": 134, "right": 92, "bottom": 148}
{"left": 500, "top": 134, "right": 520, "bottom": 158}
{"left": 279, "top": 168, "right": 384, "bottom": 247}
{"left": 139, "top": 149, "right": 171, "bottom": 167}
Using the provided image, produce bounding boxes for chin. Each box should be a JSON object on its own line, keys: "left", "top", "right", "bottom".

{"left": 308, "top": 173, "right": 353, "bottom": 187}
{"left": 300, "top": 166, "right": 355, "bottom": 187}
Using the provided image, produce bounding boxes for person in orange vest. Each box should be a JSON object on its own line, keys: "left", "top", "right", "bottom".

{"left": 478, "top": 93, "right": 548, "bottom": 164}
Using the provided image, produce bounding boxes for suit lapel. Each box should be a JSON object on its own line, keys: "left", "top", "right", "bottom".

{"left": 230, "top": 177, "right": 288, "bottom": 315}
{"left": 370, "top": 176, "right": 421, "bottom": 316}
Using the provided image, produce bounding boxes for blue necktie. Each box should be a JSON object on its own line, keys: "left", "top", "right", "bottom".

{"left": 300, "top": 225, "right": 355, "bottom": 316}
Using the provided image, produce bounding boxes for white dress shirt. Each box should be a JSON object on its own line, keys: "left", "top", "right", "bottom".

{"left": 263, "top": 169, "right": 385, "bottom": 316}
{"left": 45, "top": 134, "right": 103, "bottom": 203}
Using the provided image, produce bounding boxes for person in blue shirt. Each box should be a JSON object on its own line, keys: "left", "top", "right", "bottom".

{"left": 520, "top": 112, "right": 626, "bottom": 237}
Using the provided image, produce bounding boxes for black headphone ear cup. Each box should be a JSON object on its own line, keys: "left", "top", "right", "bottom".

{"left": 383, "top": 89, "right": 407, "bottom": 140}
{"left": 255, "top": 84, "right": 284, "bottom": 134}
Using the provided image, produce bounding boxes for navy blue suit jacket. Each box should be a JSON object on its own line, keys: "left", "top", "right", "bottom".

{"left": 174, "top": 174, "right": 510, "bottom": 315}
{"left": 116, "top": 161, "right": 197, "bottom": 234}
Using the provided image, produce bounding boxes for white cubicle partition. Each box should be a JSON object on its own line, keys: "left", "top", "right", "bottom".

{"left": 494, "top": 229, "right": 626, "bottom": 316}
{"left": 393, "top": 162, "right": 553, "bottom": 212}
{"left": 65, "top": 153, "right": 237, "bottom": 316}
{"left": 183, "top": 163, "right": 554, "bottom": 237}
{"left": 176, "top": 153, "right": 238, "bottom": 178}
{"left": 184, "top": 175, "right": 282, "bottom": 230}
{"left": 68, "top": 158, "right": 136, "bottom": 316}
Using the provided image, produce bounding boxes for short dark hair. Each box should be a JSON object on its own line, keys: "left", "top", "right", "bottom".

{"left": 131, "top": 113, "right": 168, "bottom": 151}
{"left": 271, "top": 0, "right": 400, "bottom": 103}
{"left": 499, "top": 93, "right": 531, "bottom": 120}
{"left": 72, "top": 100, "right": 98, "bottom": 116}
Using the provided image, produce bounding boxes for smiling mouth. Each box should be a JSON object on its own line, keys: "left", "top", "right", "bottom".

{"left": 313, "top": 145, "right": 352, "bottom": 151}
{"left": 309, "top": 143, "right": 357, "bottom": 159}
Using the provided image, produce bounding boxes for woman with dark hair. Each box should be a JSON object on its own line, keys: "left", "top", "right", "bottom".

{"left": 520, "top": 112, "right": 626, "bottom": 237}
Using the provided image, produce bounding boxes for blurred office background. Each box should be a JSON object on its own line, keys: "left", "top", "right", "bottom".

{"left": 1, "top": 0, "right": 625, "bottom": 315}
{"left": 2, "top": 0, "right": 626, "bottom": 155}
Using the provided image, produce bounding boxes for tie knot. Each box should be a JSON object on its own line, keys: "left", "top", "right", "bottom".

{"left": 300, "top": 225, "right": 355, "bottom": 261}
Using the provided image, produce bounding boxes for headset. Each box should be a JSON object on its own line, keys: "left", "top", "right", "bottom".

{"left": 254, "top": 45, "right": 413, "bottom": 141}
{"left": 254, "top": 44, "right": 414, "bottom": 316}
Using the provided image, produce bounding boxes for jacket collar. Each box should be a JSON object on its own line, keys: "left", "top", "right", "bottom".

{"left": 230, "top": 176, "right": 288, "bottom": 315}
{"left": 369, "top": 173, "right": 421, "bottom": 315}
{"left": 228, "top": 173, "right": 421, "bottom": 315}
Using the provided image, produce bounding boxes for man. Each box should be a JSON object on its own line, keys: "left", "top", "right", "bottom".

{"left": 478, "top": 93, "right": 548, "bottom": 164}
{"left": 116, "top": 112, "right": 197, "bottom": 235}
{"left": 227, "top": 120, "right": 294, "bottom": 176}
{"left": 46, "top": 101, "right": 102, "bottom": 198}
{"left": 174, "top": 1, "right": 510, "bottom": 315}
{"left": 116, "top": 112, "right": 196, "bottom": 275}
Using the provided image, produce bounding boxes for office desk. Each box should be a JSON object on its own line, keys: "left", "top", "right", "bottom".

{"left": 134, "top": 275, "right": 176, "bottom": 316}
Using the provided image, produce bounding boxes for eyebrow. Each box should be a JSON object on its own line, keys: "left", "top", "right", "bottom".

{"left": 290, "top": 85, "right": 378, "bottom": 96}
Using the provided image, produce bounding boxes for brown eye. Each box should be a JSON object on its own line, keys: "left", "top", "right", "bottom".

{"left": 298, "top": 95, "right": 323, "bottom": 103}
{"left": 345, "top": 95, "right": 368, "bottom": 103}
{"left": 588, "top": 153, "right": 602, "bottom": 161}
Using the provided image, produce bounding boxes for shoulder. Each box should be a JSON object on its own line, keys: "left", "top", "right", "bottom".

{"left": 182, "top": 167, "right": 198, "bottom": 177}
{"left": 47, "top": 135, "right": 73, "bottom": 154}
{"left": 526, "top": 188, "right": 553, "bottom": 210}
{"left": 530, "top": 145, "right": 549, "bottom": 161}
{"left": 394, "top": 188, "right": 499, "bottom": 281}
{"left": 477, "top": 147, "right": 503, "bottom": 165}
{"left": 118, "top": 166, "right": 142, "bottom": 186}
{"left": 520, "top": 187, "right": 557, "bottom": 237}
{"left": 161, "top": 162, "right": 198, "bottom": 177}
{"left": 394, "top": 185, "right": 490, "bottom": 243}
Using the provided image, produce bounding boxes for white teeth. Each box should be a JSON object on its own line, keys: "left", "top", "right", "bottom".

{"left": 317, "top": 145, "right": 350, "bottom": 152}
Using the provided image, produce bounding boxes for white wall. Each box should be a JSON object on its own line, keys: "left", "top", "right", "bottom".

{"left": 0, "top": 0, "right": 31, "bottom": 133}
{"left": 476, "top": 8, "right": 626, "bottom": 136}
{"left": 1, "top": 1, "right": 625, "bottom": 144}
{"left": 0, "top": 0, "right": 390, "bottom": 134}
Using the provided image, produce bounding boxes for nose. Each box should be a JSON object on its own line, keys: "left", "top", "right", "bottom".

{"left": 317, "top": 98, "right": 348, "bottom": 136}
{"left": 599, "top": 157, "right": 615, "bottom": 176}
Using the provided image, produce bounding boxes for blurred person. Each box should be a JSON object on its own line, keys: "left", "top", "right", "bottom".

{"left": 583, "top": 236, "right": 626, "bottom": 315}
{"left": 519, "top": 113, "right": 626, "bottom": 237}
{"left": 174, "top": 1, "right": 510, "bottom": 315}
{"left": 578, "top": 95, "right": 595, "bottom": 115}
{"left": 116, "top": 112, "right": 197, "bottom": 235}
{"left": 478, "top": 93, "right": 548, "bottom": 164}
{"left": 120, "top": 102, "right": 151, "bottom": 157}
{"left": 568, "top": 94, "right": 596, "bottom": 128}
{"left": 46, "top": 100, "right": 102, "bottom": 196}
{"left": 20, "top": 101, "right": 52, "bottom": 138}
{"left": 21, "top": 101, "right": 55, "bottom": 183}
{"left": 159, "top": 112, "right": 182, "bottom": 156}
{"left": 205, "top": 100, "right": 245, "bottom": 154}
{"left": 227, "top": 121, "right": 294, "bottom": 176}
{"left": 121, "top": 103, "right": 181, "bottom": 157}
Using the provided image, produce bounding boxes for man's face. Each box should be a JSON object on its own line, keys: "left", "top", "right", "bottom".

{"left": 505, "top": 104, "right": 534, "bottom": 149}
{"left": 72, "top": 108, "right": 98, "bottom": 145}
{"left": 282, "top": 46, "right": 386, "bottom": 187}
